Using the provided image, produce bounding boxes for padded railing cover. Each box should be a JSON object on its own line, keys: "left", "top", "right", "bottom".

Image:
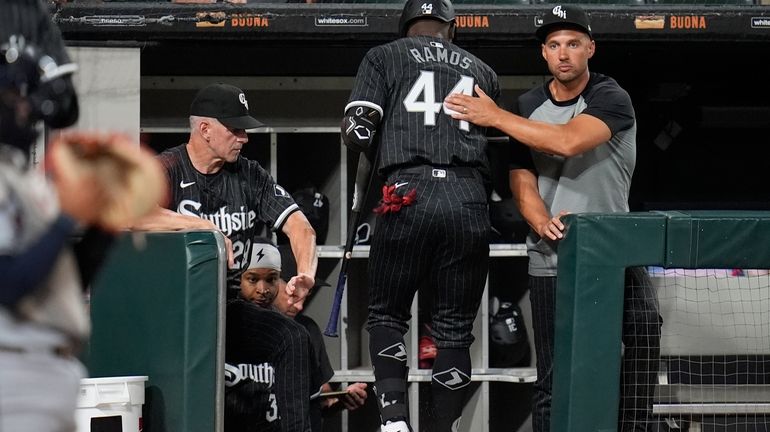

{"left": 552, "top": 211, "right": 770, "bottom": 432}
{"left": 87, "top": 230, "right": 227, "bottom": 432}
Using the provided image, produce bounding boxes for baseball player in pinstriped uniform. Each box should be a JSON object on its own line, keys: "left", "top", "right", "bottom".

{"left": 226, "top": 238, "right": 323, "bottom": 432}
{"left": 225, "top": 239, "right": 284, "bottom": 432}
{"left": 135, "top": 83, "right": 318, "bottom": 299}
{"left": 341, "top": 0, "right": 500, "bottom": 430}
{"left": 134, "top": 84, "right": 318, "bottom": 432}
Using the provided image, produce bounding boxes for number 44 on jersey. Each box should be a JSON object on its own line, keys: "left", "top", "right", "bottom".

{"left": 403, "top": 71, "right": 473, "bottom": 131}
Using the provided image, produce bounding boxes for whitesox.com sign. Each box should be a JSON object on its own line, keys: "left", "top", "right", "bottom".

{"left": 315, "top": 15, "right": 367, "bottom": 27}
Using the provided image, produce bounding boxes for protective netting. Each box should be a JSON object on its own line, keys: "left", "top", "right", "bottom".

{"left": 635, "top": 268, "right": 770, "bottom": 431}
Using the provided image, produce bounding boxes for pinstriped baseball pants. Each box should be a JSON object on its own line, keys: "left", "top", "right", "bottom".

{"left": 366, "top": 166, "right": 491, "bottom": 349}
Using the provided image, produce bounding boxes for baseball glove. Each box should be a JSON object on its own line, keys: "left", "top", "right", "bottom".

{"left": 48, "top": 131, "right": 167, "bottom": 231}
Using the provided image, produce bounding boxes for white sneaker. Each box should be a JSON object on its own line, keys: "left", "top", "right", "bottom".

{"left": 381, "top": 420, "right": 411, "bottom": 432}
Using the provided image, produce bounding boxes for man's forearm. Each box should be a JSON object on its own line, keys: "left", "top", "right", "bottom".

{"left": 283, "top": 212, "right": 318, "bottom": 277}
{"left": 509, "top": 170, "right": 550, "bottom": 236}
{"left": 131, "top": 207, "right": 216, "bottom": 232}
{"left": 290, "top": 232, "right": 317, "bottom": 278}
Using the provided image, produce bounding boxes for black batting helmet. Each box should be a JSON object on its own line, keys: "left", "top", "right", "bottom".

{"left": 399, "top": 0, "right": 456, "bottom": 37}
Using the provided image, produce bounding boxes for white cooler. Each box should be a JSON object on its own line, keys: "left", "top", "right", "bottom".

{"left": 76, "top": 376, "right": 148, "bottom": 432}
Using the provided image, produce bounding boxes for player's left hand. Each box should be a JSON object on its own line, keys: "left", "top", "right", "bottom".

{"left": 340, "top": 382, "right": 368, "bottom": 410}
{"left": 444, "top": 85, "right": 499, "bottom": 128}
{"left": 538, "top": 210, "right": 569, "bottom": 241}
{"left": 285, "top": 273, "right": 315, "bottom": 305}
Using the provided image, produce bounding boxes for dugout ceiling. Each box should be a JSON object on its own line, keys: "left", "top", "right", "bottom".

{"left": 53, "top": 2, "right": 770, "bottom": 76}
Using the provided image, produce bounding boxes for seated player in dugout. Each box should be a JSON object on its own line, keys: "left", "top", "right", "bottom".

{"left": 272, "top": 245, "right": 369, "bottom": 432}
{"left": 226, "top": 237, "right": 321, "bottom": 432}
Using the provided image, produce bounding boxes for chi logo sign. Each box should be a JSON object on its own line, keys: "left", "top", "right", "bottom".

{"left": 551, "top": 5, "right": 567, "bottom": 20}
{"left": 238, "top": 92, "right": 249, "bottom": 110}
{"left": 421, "top": 3, "right": 433, "bottom": 15}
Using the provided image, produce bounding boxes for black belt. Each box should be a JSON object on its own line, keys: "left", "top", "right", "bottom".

{"left": 388, "top": 165, "right": 478, "bottom": 179}
{"left": 0, "top": 344, "right": 75, "bottom": 358}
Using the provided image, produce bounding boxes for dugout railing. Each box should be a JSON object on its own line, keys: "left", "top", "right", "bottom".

{"left": 84, "top": 213, "right": 770, "bottom": 432}
{"left": 552, "top": 211, "right": 770, "bottom": 432}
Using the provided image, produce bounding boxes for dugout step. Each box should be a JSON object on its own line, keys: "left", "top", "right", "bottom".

{"left": 654, "top": 402, "right": 770, "bottom": 415}
{"left": 330, "top": 367, "right": 537, "bottom": 384}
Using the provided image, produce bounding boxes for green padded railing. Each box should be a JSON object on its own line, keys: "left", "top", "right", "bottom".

{"left": 551, "top": 211, "right": 770, "bottom": 432}
{"left": 87, "top": 230, "right": 228, "bottom": 432}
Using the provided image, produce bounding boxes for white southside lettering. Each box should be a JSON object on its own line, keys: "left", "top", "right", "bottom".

{"left": 177, "top": 200, "right": 257, "bottom": 236}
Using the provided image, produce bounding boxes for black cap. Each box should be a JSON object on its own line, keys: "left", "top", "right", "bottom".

{"left": 399, "top": 0, "right": 455, "bottom": 37}
{"left": 278, "top": 244, "right": 331, "bottom": 289}
{"left": 535, "top": 5, "right": 593, "bottom": 42}
{"left": 189, "top": 83, "right": 264, "bottom": 130}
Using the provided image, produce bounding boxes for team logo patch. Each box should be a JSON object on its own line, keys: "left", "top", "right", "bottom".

{"left": 378, "top": 342, "right": 408, "bottom": 362}
{"left": 274, "top": 184, "right": 289, "bottom": 197}
{"left": 432, "top": 367, "right": 471, "bottom": 390}
{"left": 551, "top": 5, "right": 567, "bottom": 20}
{"left": 431, "top": 169, "right": 446, "bottom": 178}
{"left": 353, "top": 126, "right": 371, "bottom": 141}
{"left": 238, "top": 92, "right": 249, "bottom": 110}
{"left": 253, "top": 247, "right": 266, "bottom": 263}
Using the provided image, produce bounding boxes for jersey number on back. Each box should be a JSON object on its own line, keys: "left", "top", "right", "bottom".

{"left": 266, "top": 393, "right": 278, "bottom": 422}
{"left": 403, "top": 71, "right": 474, "bottom": 132}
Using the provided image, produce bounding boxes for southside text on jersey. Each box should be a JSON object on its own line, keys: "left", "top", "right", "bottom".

{"left": 177, "top": 200, "right": 257, "bottom": 236}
